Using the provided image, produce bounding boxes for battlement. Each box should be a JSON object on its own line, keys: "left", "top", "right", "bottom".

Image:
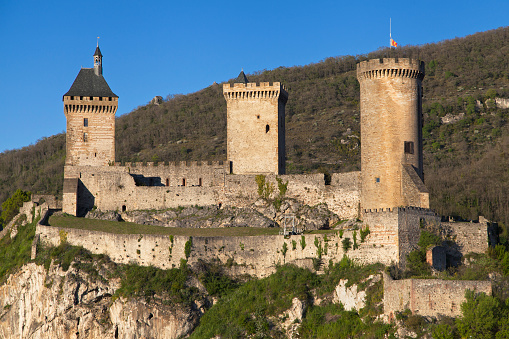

{"left": 363, "top": 206, "right": 439, "bottom": 216}
{"left": 357, "top": 58, "right": 425, "bottom": 81}
{"left": 223, "top": 82, "right": 288, "bottom": 101}
{"left": 114, "top": 160, "right": 226, "bottom": 168}
{"left": 63, "top": 95, "right": 118, "bottom": 115}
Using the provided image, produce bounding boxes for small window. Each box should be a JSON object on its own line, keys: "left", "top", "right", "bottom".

{"left": 257, "top": 115, "right": 260, "bottom": 119}
{"left": 122, "top": 205, "right": 127, "bottom": 212}
{"left": 266, "top": 124, "right": 270, "bottom": 133}
{"left": 198, "top": 178, "right": 202, "bottom": 186}
{"left": 90, "top": 96, "right": 93, "bottom": 100}
{"left": 109, "top": 97, "right": 112, "bottom": 101}
{"left": 166, "top": 178, "right": 169, "bottom": 186}
{"left": 99, "top": 97, "right": 103, "bottom": 101}
{"left": 70, "top": 96, "right": 74, "bottom": 100}
{"left": 84, "top": 118, "right": 88, "bottom": 127}
{"left": 404, "top": 141, "right": 414, "bottom": 154}
{"left": 375, "top": 177, "right": 380, "bottom": 183}
{"left": 83, "top": 132, "right": 88, "bottom": 142}
{"left": 182, "top": 178, "right": 186, "bottom": 186}
{"left": 80, "top": 96, "right": 83, "bottom": 100}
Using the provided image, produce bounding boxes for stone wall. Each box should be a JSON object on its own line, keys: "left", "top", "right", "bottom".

{"left": 362, "top": 207, "right": 441, "bottom": 267}
{"left": 443, "top": 221, "right": 489, "bottom": 254}
{"left": 36, "top": 222, "right": 401, "bottom": 278}
{"left": 63, "top": 164, "right": 361, "bottom": 219}
{"left": 383, "top": 272, "right": 491, "bottom": 318}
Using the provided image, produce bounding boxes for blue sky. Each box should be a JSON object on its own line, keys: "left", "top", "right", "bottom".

{"left": 1, "top": 0, "right": 508, "bottom": 152}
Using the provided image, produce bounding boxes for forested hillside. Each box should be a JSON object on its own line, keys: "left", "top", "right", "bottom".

{"left": 1, "top": 26, "right": 509, "bottom": 227}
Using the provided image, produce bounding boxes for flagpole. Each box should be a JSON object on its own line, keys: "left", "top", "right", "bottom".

{"left": 390, "top": 18, "right": 392, "bottom": 48}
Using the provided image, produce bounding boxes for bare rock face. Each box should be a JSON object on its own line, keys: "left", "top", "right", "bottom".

{"left": 333, "top": 275, "right": 381, "bottom": 312}
{"left": 0, "top": 263, "right": 199, "bottom": 339}
{"left": 150, "top": 96, "right": 163, "bottom": 105}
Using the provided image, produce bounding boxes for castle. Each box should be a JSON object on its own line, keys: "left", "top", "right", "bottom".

{"left": 58, "top": 46, "right": 484, "bottom": 267}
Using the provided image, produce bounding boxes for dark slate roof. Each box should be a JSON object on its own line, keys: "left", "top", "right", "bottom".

{"left": 94, "top": 46, "right": 102, "bottom": 57}
{"left": 234, "top": 71, "right": 249, "bottom": 84}
{"left": 63, "top": 68, "right": 118, "bottom": 98}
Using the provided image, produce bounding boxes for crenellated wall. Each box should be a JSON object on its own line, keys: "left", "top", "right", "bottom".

{"left": 63, "top": 163, "right": 362, "bottom": 219}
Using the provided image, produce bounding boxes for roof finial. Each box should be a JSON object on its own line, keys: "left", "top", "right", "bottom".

{"left": 97, "top": 36, "right": 100, "bottom": 47}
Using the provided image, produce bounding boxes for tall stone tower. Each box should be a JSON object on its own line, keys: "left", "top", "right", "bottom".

{"left": 357, "top": 58, "right": 428, "bottom": 211}
{"left": 63, "top": 44, "right": 118, "bottom": 166}
{"left": 223, "top": 71, "right": 288, "bottom": 175}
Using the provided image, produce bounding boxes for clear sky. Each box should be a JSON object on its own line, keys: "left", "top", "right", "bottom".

{"left": 1, "top": 0, "right": 508, "bottom": 152}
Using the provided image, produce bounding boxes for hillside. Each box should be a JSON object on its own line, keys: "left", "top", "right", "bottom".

{"left": 1, "top": 26, "right": 509, "bottom": 226}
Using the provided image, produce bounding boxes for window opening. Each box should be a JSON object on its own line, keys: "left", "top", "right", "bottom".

{"left": 404, "top": 141, "right": 414, "bottom": 154}
{"left": 375, "top": 177, "right": 380, "bottom": 183}
{"left": 83, "top": 132, "right": 88, "bottom": 142}
{"left": 84, "top": 118, "right": 88, "bottom": 127}
{"left": 266, "top": 124, "right": 270, "bottom": 133}
{"left": 122, "top": 205, "right": 127, "bottom": 212}
{"left": 182, "top": 178, "right": 186, "bottom": 186}
{"left": 198, "top": 178, "right": 202, "bottom": 186}
{"left": 166, "top": 178, "right": 169, "bottom": 186}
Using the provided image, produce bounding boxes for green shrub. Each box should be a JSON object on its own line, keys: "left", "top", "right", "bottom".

{"left": 184, "top": 237, "right": 193, "bottom": 259}
{"left": 300, "top": 235, "right": 306, "bottom": 250}
{"left": 342, "top": 238, "right": 352, "bottom": 252}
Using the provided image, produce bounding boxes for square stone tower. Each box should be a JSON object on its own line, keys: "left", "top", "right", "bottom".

{"left": 63, "top": 44, "right": 118, "bottom": 166}
{"left": 357, "top": 58, "right": 428, "bottom": 211}
{"left": 62, "top": 44, "right": 118, "bottom": 216}
{"left": 223, "top": 72, "right": 288, "bottom": 174}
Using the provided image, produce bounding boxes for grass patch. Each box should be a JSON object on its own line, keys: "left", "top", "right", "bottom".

{"left": 48, "top": 215, "right": 337, "bottom": 237}
{"left": 0, "top": 214, "right": 38, "bottom": 284}
{"left": 48, "top": 215, "right": 281, "bottom": 237}
{"left": 190, "top": 265, "right": 320, "bottom": 338}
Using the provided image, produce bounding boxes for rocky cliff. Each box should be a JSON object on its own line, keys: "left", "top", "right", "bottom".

{"left": 0, "top": 262, "right": 199, "bottom": 339}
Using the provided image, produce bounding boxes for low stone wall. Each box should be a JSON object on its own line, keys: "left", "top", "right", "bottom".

{"left": 383, "top": 272, "right": 491, "bottom": 319}
{"left": 36, "top": 224, "right": 399, "bottom": 278}
{"left": 443, "top": 222, "right": 489, "bottom": 254}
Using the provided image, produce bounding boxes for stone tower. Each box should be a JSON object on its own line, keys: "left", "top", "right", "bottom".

{"left": 63, "top": 44, "right": 118, "bottom": 166}
{"left": 357, "top": 58, "right": 428, "bottom": 211}
{"left": 223, "top": 71, "right": 288, "bottom": 174}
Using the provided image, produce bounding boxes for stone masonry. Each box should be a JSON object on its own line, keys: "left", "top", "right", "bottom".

{"left": 223, "top": 81, "right": 288, "bottom": 175}
{"left": 357, "top": 58, "right": 427, "bottom": 211}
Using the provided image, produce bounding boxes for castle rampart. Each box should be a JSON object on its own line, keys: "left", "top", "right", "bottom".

{"left": 383, "top": 272, "right": 491, "bottom": 318}
{"left": 36, "top": 222, "right": 402, "bottom": 278}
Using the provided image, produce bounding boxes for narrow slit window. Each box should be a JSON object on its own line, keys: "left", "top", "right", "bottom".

{"left": 404, "top": 141, "right": 414, "bottom": 154}
{"left": 84, "top": 118, "right": 88, "bottom": 127}
{"left": 266, "top": 124, "right": 270, "bottom": 133}
{"left": 182, "top": 178, "right": 186, "bottom": 186}
{"left": 83, "top": 132, "right": 88, "bottom": 142}
{"left": 166, "top": 178, "right": 169, "bottom": 186}
{"left": 198, "top": 178, "right": 202, "bottom": 186}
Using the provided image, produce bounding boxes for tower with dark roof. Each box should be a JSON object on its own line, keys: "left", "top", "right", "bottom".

{"left": 63, "top": 45, "right": 118, "bottom": 166}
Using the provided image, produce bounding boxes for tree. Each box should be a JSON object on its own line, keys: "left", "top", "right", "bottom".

{"left": 0, "top": 189, "right": 31, "bottom": 228}
{"left": 456, "top": 290, "right": 500, "bottom": 339}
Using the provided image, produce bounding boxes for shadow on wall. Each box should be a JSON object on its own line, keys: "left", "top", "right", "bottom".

{"left": 130, "top": 174, "right": 164, "bottom": 187}
{"left": 77, "top": 180, "right": 95, "bottom": 217}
